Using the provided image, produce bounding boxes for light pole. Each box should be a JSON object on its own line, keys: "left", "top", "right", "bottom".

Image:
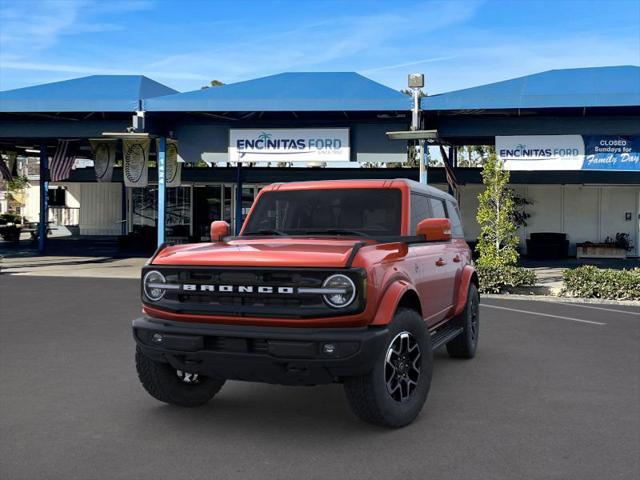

{"left": 408, "top": 73, "right": 426, "bottom": 184}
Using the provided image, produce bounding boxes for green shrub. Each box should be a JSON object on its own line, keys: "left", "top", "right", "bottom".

{"left": 477, "top": 265, "right": 537, "bottom": 294}
{"left": 562, "top": 266, "right": 640, "bottom": 300}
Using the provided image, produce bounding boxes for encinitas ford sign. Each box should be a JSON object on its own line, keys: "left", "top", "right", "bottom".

{"left": 497, "top": 135, "right": 585, "bottom": 170}
{"left": 497, "top": 135, "right": 640, "bottom": 171}
{"left": 229, "top": 128, "right": 350, "bottom": 162}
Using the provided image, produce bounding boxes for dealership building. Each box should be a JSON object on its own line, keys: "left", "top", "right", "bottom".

{"left": 1, "top": 66, "right": 639, "bottom": 257}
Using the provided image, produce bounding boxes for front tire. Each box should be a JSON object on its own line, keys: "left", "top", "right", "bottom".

{"left": 343, "top": 308, "right": 433, "bottom": 428}
{"left": 135, "top": 346, "right": 225, "bottom": 407}
{"left": 446, "top": 283, "right": 480, "bottom": 359}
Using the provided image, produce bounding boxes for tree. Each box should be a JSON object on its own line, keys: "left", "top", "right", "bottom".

{"left": 476, "top": 153, "right": 519, "bottom": 267}
{"left": 5, "top": 175, "right": 29, "bottom": 212}
{"left": 457, "top": 145, "right": 495, "bottom": 167}
{"left": 201, "top": 80, "right": 225, "bottom": 89}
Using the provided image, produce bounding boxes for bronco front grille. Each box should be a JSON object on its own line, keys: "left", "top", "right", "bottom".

{"left": 142, "top": 266, "right": 366, "bottom": 319}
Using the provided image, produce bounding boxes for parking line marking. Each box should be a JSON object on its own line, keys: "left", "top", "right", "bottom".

{"left": 481, "top": 304, "right": 607, "bottom": 325}
{"left": 537, "top": 301, "right": 639, "bottom": 316}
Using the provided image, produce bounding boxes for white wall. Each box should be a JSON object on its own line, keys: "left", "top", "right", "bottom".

{"left": 457, "top": 184, "right": 640, "bottom": 257}
{"left": 23, "top": 181, "right": 40, "bottom": 222}
{"left": 78, "top": 182, "right": 122, "bottom": 235}
{"left": 600, "top": 187, "right": 639, "bottom": 254}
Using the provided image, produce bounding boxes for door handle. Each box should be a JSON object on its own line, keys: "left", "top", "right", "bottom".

{"left": 453, "top": 255, "right": 461, "bottom": 263}
{"left": 435, "top": 258, "right": 446, "bottom": 267}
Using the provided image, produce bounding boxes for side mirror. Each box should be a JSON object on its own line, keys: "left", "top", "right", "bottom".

{"left": 210, "top": 221, "right": 230, "bottom": 242}
{"left": 416, "top": 218, "right": 452, "bottom": 242}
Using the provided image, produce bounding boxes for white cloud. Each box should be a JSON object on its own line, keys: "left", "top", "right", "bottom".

{"left": 1, "top": 0, "right": 637, "bottom": 95}
{"left": 0, "top": 0, "right": 153, "bottom": 57}
{"left": 417, "top": 30, "right": 640, "bottom": 94}
{"left": 361, "top": 56, "right": 459, "bottom": 74}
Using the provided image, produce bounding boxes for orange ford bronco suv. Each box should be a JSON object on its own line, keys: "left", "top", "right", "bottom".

{"left": 133, "top": 179, "right": 479, "bottom": 427}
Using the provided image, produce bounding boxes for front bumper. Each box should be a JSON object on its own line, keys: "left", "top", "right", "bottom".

{"left": 133, "top": 316, "right": 389, "bottom": 386}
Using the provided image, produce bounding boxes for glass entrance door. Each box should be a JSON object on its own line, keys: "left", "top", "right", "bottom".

{"left": 193, "top": 185, "right": 232, "bottom": 241}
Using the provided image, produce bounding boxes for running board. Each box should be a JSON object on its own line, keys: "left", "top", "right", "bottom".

{"left": 430, "top": 325, "right": 464, "bottom": 349}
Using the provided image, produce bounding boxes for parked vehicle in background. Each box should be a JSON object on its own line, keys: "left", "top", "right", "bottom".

{"left": 133, "top": 179, "right": 479, "bottom": 427}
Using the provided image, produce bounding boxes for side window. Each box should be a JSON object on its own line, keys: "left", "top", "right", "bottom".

{"left": 429, "top": 197, "right": 447, "bottom": 219}
{"left": 446, "top": 200, "right": 465, "bottom": 238}
{"left": 410, "top": 193, "right": 431, "bottom": 234}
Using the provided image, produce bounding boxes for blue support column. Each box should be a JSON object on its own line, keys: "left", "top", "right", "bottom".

{"left": 235, "top": 162, "right": 243, "bottom": 235}
{"left": 157, "top": 137, "right": 166, "bottom": 246}
{"left": 38, "top": 145, "right": 48, "bottom": 254}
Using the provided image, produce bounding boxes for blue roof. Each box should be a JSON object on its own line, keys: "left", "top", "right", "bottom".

{"left": 145, "top": 72, "right": 411, "bottom": 112}
{"left": 0, "top": 75, "right": 178, "bottom": 113}
{"left": 422, "top": 66, "right": 640, "bottom": 111}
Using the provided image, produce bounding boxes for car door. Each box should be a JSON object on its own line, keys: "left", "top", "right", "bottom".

{"left": 408, "top": 193, "right": 452, "bottom": 326}
{"left": 426, "top": 197, "right": 458, "bottom": 317}
{"left": 445, "top": 199, "right": 468, "bottom": 294}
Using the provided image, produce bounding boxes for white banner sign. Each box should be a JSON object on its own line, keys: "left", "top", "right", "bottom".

{"left": 123, "top": 138, "right": 150, "bottom": 187}
{"left": 496, "top": 135, "right": 585, "bottom": 170}
{"left": 90, "top": 139, "right": 116, "bottom": 182}
{"left": 229, "top": 128, "right": 350, "bottom": 163}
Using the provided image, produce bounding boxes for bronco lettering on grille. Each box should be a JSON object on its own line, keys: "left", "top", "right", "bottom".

{"left": 182, "top": 284, "right": 295, "bottom": 294}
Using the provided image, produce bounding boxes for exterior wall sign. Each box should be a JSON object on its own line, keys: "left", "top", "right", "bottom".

{"left": 497, "top": 135, "right": 640, "bottom": 171}
{"left": 582, "top": 136, "right": 640, "bottom": 171}
{"left": 496, "top": 135, "right": 584, "bottom": 170}
{"left": 229, "top": 128, "right": 350, "bottom": 162}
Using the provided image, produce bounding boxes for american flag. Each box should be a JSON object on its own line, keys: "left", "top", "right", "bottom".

{"left": 49, "top": 140, "right": 78, "bottom": 182}
{"left": 439, "top": 145, "right": 458, "bottom": 192}
{"left": 0, "top": 156, "right": 12, "bottom": 181}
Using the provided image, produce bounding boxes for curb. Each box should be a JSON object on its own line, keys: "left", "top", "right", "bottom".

{"left": 482, "top": 293, "right": 640, "bottom": 308}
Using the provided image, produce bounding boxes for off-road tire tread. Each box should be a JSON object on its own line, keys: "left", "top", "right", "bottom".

{"left": 344, "top": 370, "right": 389, "bottom": 426}
{"left": 446, "top": 283, "right": 479, "bottom": 359}
{"left": 344, "top": 308, "right": 432, "bottom": 428}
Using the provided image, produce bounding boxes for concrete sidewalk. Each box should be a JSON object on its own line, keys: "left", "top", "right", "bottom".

{"left": 0, "top": 255, "right": 147, "bottom": 278}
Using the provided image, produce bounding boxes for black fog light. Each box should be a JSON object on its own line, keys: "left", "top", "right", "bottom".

{"left": 322, "top": 343, "right": 337, "bottom": 355}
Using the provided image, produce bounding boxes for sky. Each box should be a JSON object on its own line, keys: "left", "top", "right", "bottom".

{"left": 0, "top": 0, "right": 639, "bottom": 94}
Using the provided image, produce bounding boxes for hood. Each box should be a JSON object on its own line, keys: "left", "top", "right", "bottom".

{"left": 152, "top": 238, "right": 366, "bottom": 268}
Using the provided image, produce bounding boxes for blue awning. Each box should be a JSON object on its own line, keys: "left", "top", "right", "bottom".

{"left": 0, "top": 75, "right": 178, "bottom": 113}
{"left": 422, "top": 66, "right": 640, "bottom": 111}
{"left": 145, "top": 72, "right": 411, "bottom": 112}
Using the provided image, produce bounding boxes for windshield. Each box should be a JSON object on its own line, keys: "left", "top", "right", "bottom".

{"left": 243, "top": 188, "right": 402, "bottom": 236}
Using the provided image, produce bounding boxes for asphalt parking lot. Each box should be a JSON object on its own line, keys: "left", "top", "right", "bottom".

{"left": 1, "top": 276, "right": 638, "bottom": 480}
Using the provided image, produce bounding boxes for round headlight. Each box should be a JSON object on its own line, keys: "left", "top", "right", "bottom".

{"left": 143, "top": 270, "right": 166, "bottom": 301}
{"left": 322, "top": 274, "right": 356, "bottom": 308}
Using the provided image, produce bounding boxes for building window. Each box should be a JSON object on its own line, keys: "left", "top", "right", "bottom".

{"left": 130, "top": 186, "right": 191, "bottom": 240}
{"left": 48, "top": 188, "right": 66, "bottom": 207}
{"left": 166, "top": 187, "right": 191, "bottom": 240}
{"left": 131, "top": 187, "right": 157, "bottom": 230}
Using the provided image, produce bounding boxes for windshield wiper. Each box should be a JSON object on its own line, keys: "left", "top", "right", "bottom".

{"left": 304, "top": 229, "right": 367, "bottom": 237}
{"left": 244, "top": 229, "right": 287, "bottom": 236}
